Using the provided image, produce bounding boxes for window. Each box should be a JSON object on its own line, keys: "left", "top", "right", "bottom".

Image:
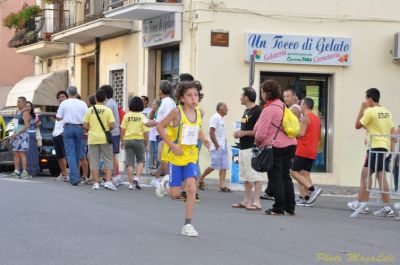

{"left": 161, "top": 48, "right": 179, "bottom": 83}
{"left": 111, "top": 69, "right": 124, "bottom": 108}
{"left": 260, "top": 72, "right": 330, "bottom": 172}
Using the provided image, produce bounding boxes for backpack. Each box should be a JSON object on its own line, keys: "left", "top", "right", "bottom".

{"left": 282, "top": 106, "right": 300, "bottom": 138}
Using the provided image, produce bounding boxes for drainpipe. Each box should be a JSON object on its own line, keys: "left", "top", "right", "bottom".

{"left": 95, "top": 37, "right": 100, "bottom": 90}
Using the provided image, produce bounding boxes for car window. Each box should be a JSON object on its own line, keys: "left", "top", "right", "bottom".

{"left": 40, "top": 115, "right": 55, "bottom": 130}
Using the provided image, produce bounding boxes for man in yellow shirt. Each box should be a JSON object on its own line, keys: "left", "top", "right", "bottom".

{"left": 83, "top": 90, "right": 116, "bottom": 191}
{"left": 348, "top": 88, "right": 396, "bottom": 217}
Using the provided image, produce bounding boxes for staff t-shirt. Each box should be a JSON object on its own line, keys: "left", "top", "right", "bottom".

{"left": 83, "top": 104, "right": 115, "bottom": 145}
{"left": 360, "top": 106, "right": 393, "bottom": 150}
{"left": 240, "top": 105, "right": 261, "bottom": 150}
{"left": 121, "top": 112, "right": 150, "bottom": 140}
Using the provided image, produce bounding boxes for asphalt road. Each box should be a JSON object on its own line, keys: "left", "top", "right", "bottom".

{"left": 0, "top": 176, "right": 398, "bottom": 265}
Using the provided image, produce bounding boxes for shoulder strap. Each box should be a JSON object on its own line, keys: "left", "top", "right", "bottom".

{"left": 93, "top": 105, "right": 106, "bottom": 133}
{"left": 273, "top": 103, "right": 285, "bottom": 141}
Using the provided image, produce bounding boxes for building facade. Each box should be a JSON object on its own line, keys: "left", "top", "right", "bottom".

{"left": 10, "top": 0, "right": 400, "bottom": 186}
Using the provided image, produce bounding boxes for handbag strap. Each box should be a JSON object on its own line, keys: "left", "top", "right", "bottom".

{"left": 272, "top": 102, "right": 285, "bottom": 143}
{"left": 93, "top": 105, "right": 107, "bottom": 133}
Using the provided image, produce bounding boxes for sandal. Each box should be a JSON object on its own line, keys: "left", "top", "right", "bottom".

{"left": 264, "top": 208, "right": 284, "bottom": 216}
{"left": 219, "top": 187, "right": 232, "bottom": 192}
{"left": 246, "top": 204, "right": 262, "bottom": 211}
{"left": 232, "top": 202, "right": 247, "bottom": 208}
{"left": 198, "top": 180, "right": 205, "bottom": 190}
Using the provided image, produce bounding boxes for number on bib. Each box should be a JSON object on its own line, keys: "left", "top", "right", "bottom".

{"left": 181, "top": 125, "right": 199, "bottom": 145}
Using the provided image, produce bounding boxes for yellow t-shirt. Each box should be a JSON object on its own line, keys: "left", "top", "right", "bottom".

{"left": 360, "top": 106, "right": 393, "bottom": 150}
{"left": 83, "top": 104, "right": 115, "bottom": 145}
{"left": 120, "top": 112, "right": 149, "bottom": 140}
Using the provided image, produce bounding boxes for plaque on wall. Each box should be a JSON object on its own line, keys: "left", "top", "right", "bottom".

{"left": 211, "top": 31, "right": 229, "bottom": 47}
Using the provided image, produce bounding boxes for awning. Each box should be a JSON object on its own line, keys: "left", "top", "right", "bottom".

{"left": 0, "top": 86, "right": 13, "bottom": 108}
{"left": 5, "top": 71, "right": 68, "bottom": 107}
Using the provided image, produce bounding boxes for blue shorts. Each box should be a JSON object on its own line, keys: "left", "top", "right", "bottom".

{"left": 81, "top": 139, "right": 88, "bottom": 159}
{"left": 169, "top": 163, "right": 198, "bottom": 187}
{"left": 112, "top": 135, "right": 120, "bottom": 154}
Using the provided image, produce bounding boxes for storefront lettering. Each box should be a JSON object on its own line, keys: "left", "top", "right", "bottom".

{"left": 315, "top": 38, "right": 350, "bottom": 54}
{"left": 248, "top": 34, "right": 267, "bottom": 48}
{"left": 272, "top": 35, "right": 299, "bottom": 50}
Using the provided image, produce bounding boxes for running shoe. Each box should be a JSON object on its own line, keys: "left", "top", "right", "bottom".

{"left": 260, "top": 194, "right": 274, "bottom": 201}
{"left": 151, "top": 178, "right": 160, "bottom": 187}
{"left": 55, "top": 174, "right": 64, "bottom": 181}
{"left": 373, "top": 207, "right": 394, "bottom": 217}
{"left": 155, "top": 175, "right": 169, "bottom": 197}
{"left": 307, "top": 187, "right": 322, "bottom": 204}
{"left": 347, "top": 200, "right": 369, "bottom": 213}
{"left": 128, "top": 183, "right": 134, "bottom": 190}
{"left": 296, "top": 198, "right": 313, "bottom": 207}
{"left": 104, "top": 181, "right": 117, "bottom": 191}
{"left": 112, "top": 176, "right": 124, "bottom": 187}
{"left": 181, "top": 224, "right": 198, "bottom": 237}
{"left": 133, "top": 180, "right": 142, "bottom": 190}
{"left": 92, "top": 183, "right": 100, "bottom": 190}
{"left": 10, "top": 171, "right": 20, "bottom": 179}
{"left": 21, "top": 171, "right": 32, "bottom": 179}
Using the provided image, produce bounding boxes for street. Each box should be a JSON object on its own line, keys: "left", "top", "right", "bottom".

{"left": 0, "top": 176, "right": 398, "bottom": 265}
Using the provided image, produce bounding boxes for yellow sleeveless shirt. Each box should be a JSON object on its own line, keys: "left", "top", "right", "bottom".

{"left": 167, "top": 105, "right": 202, "bottom": 166}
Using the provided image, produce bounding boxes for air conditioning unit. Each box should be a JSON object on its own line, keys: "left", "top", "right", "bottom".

{"left": 393, "top": 33, "right": 400, "bottom": 61}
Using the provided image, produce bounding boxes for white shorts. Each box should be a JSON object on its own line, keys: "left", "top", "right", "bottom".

{"left": 239, "top": 148, "right": 268, "bottom": 182}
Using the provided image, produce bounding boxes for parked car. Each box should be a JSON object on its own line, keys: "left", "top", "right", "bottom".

{"left": 0, "top": 112, "right": 61, "bottom": 176}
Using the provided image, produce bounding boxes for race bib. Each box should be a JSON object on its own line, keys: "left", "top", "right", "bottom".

{"left": 181, "top": 124, "right": 199, "bottom": 145}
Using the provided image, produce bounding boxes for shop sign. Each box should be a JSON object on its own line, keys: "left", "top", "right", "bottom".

{"left": 211, "top": 30, "right": 229, "bottom": 47}
{"left": 143, "top": 13, "right": 181, "bottom": 47}
{"left": 245, "top": 33, "right": 351, "bottom": 66}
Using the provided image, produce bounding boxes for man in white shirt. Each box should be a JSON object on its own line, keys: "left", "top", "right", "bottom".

{"left": 53, "top": 91, "right": 69, "bottom": 182}
{"left": 56, "top": 86, "right": 88, "bottom": 186}
{"left": 199, "top": 102, "right": 231, "bottom": 192}
{"left": 146, "top": 80, "right": 176, "bottom": 186}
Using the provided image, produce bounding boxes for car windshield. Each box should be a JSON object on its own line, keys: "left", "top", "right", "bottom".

{"left": 40, "top": 115, "right": 55, "bottom": 130}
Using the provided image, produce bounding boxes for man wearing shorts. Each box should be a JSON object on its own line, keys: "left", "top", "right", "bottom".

{"left": 290, "top": 98, "right": 322, "bottom": 206}
{"left": 53, "top": 91, "right": 69, "bottom": 182}
{"left": 348, "top": 88, "right": 396, "bottom": 216}
{"left": 100, "top": 85, "right": 121, "bottom": 186}
{"left": 199, "top": 102, "right": 231, "bottom": 192}
{"left": 83, "top": 90, "right": 116, "bottom": 191}
{"left": 231, "top": 88, "right": 266, "bottom": 210}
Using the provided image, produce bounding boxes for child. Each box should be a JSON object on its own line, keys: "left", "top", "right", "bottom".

{"left": 156, "top": 81, "right": 210, "bottom": 237}
{"left": 120, "top": 96, "right": 150, "bottom": 190}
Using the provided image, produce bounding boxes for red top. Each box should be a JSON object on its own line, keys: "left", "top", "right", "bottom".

{"left": 296, "top": 112, "right": 321, "bottom": 159}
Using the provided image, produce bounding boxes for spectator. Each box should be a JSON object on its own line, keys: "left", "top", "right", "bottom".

{"left": 231, "top": 87, "right": 266, "bottom": 211}
{"left": 10, "top": 96, "right": 30, "bottom": 179}
{"left": 148, "top": 99, "right": 161, "bottom": 175}
{"left": 83, "top": 90, "right": 116, "bottom": 191}
{"left": 100, "top": 85, "right": 121, "bottom": 187}
{"left": 141, "top": 96, "right": 152, "bottom": 118}
{"left": 53, "top": 91, "right": 69, "bottom": 182}
{"left": 56, "top": 86, "right": 88, "bottom": 186}
{"left": 254, "top": 80, "right": 297, "bottom": 215}
{"left": 199, "top": 102, "right": 231, "bottom": 192}
{"left": 121, "top": 96, "right": 150, "bottom": 190}
{"left": 25, "top": 101, "right": 40, "bottom": 177}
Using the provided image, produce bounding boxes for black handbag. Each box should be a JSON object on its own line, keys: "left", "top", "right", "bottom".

{"left": 93, "top": 105, "right": 113, "bottom": 144}
{"left": 251, "top": 106, "right": 284, "bottom": 172}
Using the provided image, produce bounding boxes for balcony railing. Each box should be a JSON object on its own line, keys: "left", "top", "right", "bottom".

{"left": 107, "top": 0, "right": 182, "bottom": 10}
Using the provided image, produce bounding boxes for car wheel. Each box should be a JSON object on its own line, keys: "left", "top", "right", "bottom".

{"left": 49, "top": 167, "right": 61, "bottom": 177}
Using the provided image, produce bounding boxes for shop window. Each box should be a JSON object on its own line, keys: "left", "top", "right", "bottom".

{"left": 161, "top": 48, "right": 179, "bottom": 83}
{"left": 260, "top": 72, "right": 330, "bottom": 172}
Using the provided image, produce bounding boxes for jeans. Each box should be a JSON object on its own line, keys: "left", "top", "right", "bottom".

{"left": 63, "top": 125, "right": 83, "bottom": 185}
{"left": 267, "top": 145, "right": 296, "bottom": 214}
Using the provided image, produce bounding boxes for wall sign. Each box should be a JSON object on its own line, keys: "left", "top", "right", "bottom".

{"left": 245, "top": 33, "right": 351, "bottom": 66}
{"left": 143, "top": 13, "right": 182, "bottom": 47}
{"left": 211, "top": 31, "right": 229, "bottom": 47}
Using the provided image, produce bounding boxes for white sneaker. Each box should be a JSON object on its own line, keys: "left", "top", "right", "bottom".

{"left": 307, "top": 187, "right": 322, "bottom": 204}
{"left": 92, "top": 183, "right": 100, "bottom": 190}
{"left": 128, "top": 183, "right": 133, "bottom": 190}
{"left": 347, "top": 200, "right": 369, "bottom": 213}
{"left": 373, "top": 207, "right": 394, "bottom": 217}
{"left": 155, "top": 175, "right": 169, "bottom": 197}
{"left": 112, "top": 176, "right": 124, "bottom": 187}
{"left": 55, "top": 174, "right": 64, "bottom": 181}
{"left": 151, "top": 178, "right": 160, "bottom": 187}
{"left": 181, "top": 224, "right": 198, "bottom": 237}
{"left": 104, "top": 181, "right": 118, "bottom": 191}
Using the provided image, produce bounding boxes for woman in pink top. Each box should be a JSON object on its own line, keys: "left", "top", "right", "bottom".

{"left": 254, "top": 80, "right": 297, "bottom": 215}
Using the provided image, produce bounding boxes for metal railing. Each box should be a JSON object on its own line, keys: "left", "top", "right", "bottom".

{"left": 351, "top": 134, "right": 400, "bottom": 218}
{"left": 106, "top": 0, "right": 182, "bottom": 10}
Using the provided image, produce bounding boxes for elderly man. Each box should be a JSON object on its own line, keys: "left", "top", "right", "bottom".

{"left": 56, "top": 86, "right": 88, "bottom": 186}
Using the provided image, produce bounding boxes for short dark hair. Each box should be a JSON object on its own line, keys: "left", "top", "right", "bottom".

{"left": 141, "top": 96, "right": 149, "bottom": 104}
{"left": 95, "top": 90, "right": 106, "bottom": 103}
{"left": 366, "top": 88, "right": 380, "bottom": 103}
{"left": 260, "top": 80, "right": 281, "bottom": 100}
{"left": 56, "top": 91, "right": 68, "bottom": 99}
{"left": 242, "top": 87, "right": 256, "bottom": 102}
{"left": 303, "top": 98, "right": 314, "bottom": 110}
{"left": 88, "top": 95, "right": 96, "bottom": 106}
{"left": 283, "top": 88, "right": 296, "bottom": 95}
{"left": 175, "top": 81, "right": 204, "bottom": 104}
{"left": 129, "top": 96, "right": 144, "bottom": 112}
{"left": 99, "top": 85, "right": 113, "bottom": 99}
{"left": 178, "top": 73, "right": 194, "bottom": 82}
{"left": 160, "top": 80, "right": 173, "bottom": 96}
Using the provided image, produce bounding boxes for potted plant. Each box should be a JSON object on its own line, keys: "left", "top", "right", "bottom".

{"left": 2, "top": 4, "right": 41, "bottom": 29}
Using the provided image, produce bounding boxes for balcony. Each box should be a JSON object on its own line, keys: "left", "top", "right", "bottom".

{"left": 104, "top": 0, "right": 183, "bottom": 21}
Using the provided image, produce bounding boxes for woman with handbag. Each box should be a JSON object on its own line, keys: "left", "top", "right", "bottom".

{"left": 254, "top": 80, "right": 297, "bottom": 215}
{"left": 26, "top": 101, "right": 40, "bottom": 177}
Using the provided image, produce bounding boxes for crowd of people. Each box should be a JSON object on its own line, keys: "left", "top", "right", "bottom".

{"left": 1, "top": 73, "right": 399, "bottom": 237}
